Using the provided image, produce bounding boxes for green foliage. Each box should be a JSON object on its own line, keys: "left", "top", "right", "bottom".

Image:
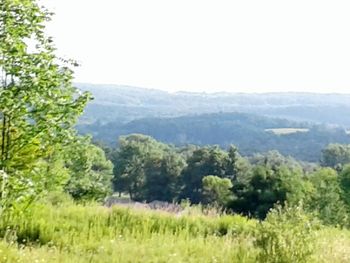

{"left": 0, "top": 203, "right": 256, "bottom": 245}
{"left": 305, "top": 168, "right": 348, "bottom": 226}
{"left": 108, "top": 135, "right": 350, "bottom": 226}
{"left": 0, "top": 203, "right": 347, "bottom": 262}
{"left": 250, "top": 150, "right": 303, "bottom": 172}
{"left": 112, "top": 134, "right": 185, "bottom": 202}
{"left": 321, "top": 144, "right": 350, "bottom": 169}
{"left": 256, "top": 204, "right": 319, "bottom": 263}
{"left": 143, "top": 151, "right": 185, "bottom": 202}
{"left": 230, "top": 164, "right": 307, "bottom": 219}
{"left": 180, "top": 146, "right": 238, "bottom": 203}
{"left": 202, "top": 175, "right": 233, "bottom": 206}
{"left": 79, "top": 110, "right": 350, "bottom": 162}
{"left": 0, "top": 0, "right": 90, "bottom": 212}
{"left": 110, "top": 135, "right": 350, "bottom": 226}
{"left": 340, "top": 165, "right": 350, "bottom": 210}
{"left": 64, "top": 139, "right": 113, "bottom": 201}
{"left": 40, "top": 191, "right": 73, "bottom": 206}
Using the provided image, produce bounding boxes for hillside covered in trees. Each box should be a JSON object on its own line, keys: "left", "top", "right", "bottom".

{"left": 78, "top": 112, "right": 350, "bottom": 162}
{"left": 76, "top": 84, "right": 350, "bottom": 162}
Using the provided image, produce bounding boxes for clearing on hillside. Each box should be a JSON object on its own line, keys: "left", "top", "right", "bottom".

{"left": 265, "top": 128, "right": 309, "bottom": 135}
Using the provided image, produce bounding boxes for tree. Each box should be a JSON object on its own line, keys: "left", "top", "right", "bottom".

{"left": 250, "top": 150, "right": 303, "bottom": 172}
{"left": 65, "top": 140, "right": 113, "bottom": 201}
{"left": 339, "top": 164, "right": 350, "bottom": 210}
{"left": 230, "top": 164, "right": 306, "bottom": 219}
{"left": 305, "top": 168, "right": 348, "bottom": 226}
{"left": 143, "top": 151, "right": 185, "bottom": 202}
{"left": 112, "top": 134, "right": 170, "bottom": 200}
{"left": 202, "top": 175, "right": 233, "bottom": 206}
{"left": 179, "top": 146, "right": 231, "bottom": 203}
{"left": 321, "top": 144, "right": 350, "bottom": 170}
{"left": 226, "top": 145, "right": 240, "bottom": 180}
{"left": 0, "top": 0, "right": 90, "bottom": 211}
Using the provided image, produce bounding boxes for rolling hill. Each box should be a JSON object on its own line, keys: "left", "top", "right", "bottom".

{"left": 77, "top": 112, "right": 350, "bottom": 162}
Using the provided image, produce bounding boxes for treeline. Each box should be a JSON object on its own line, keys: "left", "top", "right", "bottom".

{"left": 78, "top": 112, "right": 350, "bottom": 162}
{"left": 104, "top": 134, "right": 350, "bottom": 225}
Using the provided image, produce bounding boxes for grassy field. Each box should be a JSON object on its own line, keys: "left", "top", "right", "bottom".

{"left": 265, "top": 128, "right": 310, "bottom": 135}
{"left": 0, "top": 202, "right": 349, "bottom": 262}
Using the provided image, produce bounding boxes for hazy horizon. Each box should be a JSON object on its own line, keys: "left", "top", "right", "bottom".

{"left": 44, "top": 0, "right": 350, "bottom": 94}
{"left": 76, "top": 82, "right": 350, "bottom": 95}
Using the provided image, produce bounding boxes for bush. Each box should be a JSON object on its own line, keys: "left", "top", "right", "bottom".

{"left": 256, "top": 204, "right": 319, "bottom": 263}
{"left": 40, "top": 191, "right": 73, "bottom": 206}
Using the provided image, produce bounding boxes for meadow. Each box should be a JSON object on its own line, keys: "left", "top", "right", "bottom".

{"left": 265, "top": 128, "right": 310, "bottom": 135}
{"left": 0, "top": 200, "right": 349, "bottom": 263}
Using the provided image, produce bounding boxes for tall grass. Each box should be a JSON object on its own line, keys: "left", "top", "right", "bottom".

{"left": 0, "top": 203, "right": 348, "bottom": 262}
{"left": 0, "top": 203, "right": 257, "bottom": 262}
{"left": 0, "top": 204, "right": 256, "bottom": 245}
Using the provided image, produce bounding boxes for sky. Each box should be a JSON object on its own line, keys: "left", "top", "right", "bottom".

{"left": 42, "top": 0, "right": 350, "bottom": 93}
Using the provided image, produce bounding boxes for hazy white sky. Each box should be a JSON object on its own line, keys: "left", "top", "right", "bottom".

{"left": 43, "top": 0, "right": 350, "bottom": 93}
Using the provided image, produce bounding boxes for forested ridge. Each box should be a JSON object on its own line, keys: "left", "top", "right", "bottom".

{"left": 78, "top": 112, "right": 350, "bottom": 162}
{"left": 1, "top": 1, "right": 350, "bottom": 262}
{"left": 76, "top": 84, "right": 350, "bottom": 162}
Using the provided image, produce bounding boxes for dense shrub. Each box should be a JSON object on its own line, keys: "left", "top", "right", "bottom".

{"left": 256, "top": 204, "right": 319, "bottom": 263}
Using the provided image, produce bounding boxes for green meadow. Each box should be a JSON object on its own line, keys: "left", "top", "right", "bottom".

{"left": 0, "top": 202, "right": 348, "bottom": 263}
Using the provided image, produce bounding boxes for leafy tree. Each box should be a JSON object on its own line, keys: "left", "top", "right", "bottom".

{"left": 112, "top": 134, "right": 170, "bottom": 200}
{"left": 230, "top": 164, "right": 306, "bottom": 219}
{"left": 179, "top": 146, "right": 231, "bottom": 203}
{"left": 304, "top": 168, "right": 348, "bottom": 226}
{"left": 339, "top": 164, "right": 350, "bottom": 210}
{"left": 0, "top": 0, "right": 90, "bottom": 211}
{"left": 226, "top": 145, "right": 241, "bottom": 180}
{"left": 321, "top": 144, "right": 350, "bottom": 170}
{"left": 143, "top": 151, "right": 185, "bottom": 202}
{"left": 65, "top": 139, "right": 113, "bottom": 201}
{"left": 202, "top": 175, "right": 233, "bottom": 206}
{"left": 250, "top": 150, "right": 303, "bottom": 172}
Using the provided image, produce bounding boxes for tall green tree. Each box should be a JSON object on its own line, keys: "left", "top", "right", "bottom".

{"left": 112, "top": 134, "right": 169, "bottom": 200}
{"left": 305, "top": 168, "right": 348, "bottom": 226}
{"left": 230, "top": 164, "right": 306, "bottom": 219}
{"left": 180, "top": 146, "right": 234, "bottom": 203}
{"left": 143, "top": 151, "right": 185, "bottom": 202}
{"left": 65, "top": 140, "right": 113, "bottom": 201}
{"left": 0, "top": 0, "right": 90, "bottom": 211}
{"left": 202, "top": 175, "right": 233, "bottom": 206}
{"left": 339, "top": 164, "right": 350, "bottom": 210}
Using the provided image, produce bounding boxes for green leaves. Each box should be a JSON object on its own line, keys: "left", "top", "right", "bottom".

{"left": 256, "top": 204, "right": 319, "bottom": 263}
{"left": 0, "top": 0, "right": 90, "bottom": 212}
{"left": 64, "top": 139, "right": 113, "bottom": 201}
{"left": 112, "top": 134, "right": 185, "bottom": 202}
{"left": 202, "top": 175, "right": 233, "bottom": 206}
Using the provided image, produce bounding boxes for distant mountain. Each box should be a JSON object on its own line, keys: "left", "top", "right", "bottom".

{"left": 76, "top": 83, "right": 350, "bottom": 127}
{"left": 77, "top": 112, "right": 350, "bottom": 162}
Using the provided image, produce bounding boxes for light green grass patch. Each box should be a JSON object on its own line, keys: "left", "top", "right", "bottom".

{"left": 265, "top": 128, "right": 309, "bottom": 135}
{"left": 0, "top": 203, "right": 349, "bottom": 262}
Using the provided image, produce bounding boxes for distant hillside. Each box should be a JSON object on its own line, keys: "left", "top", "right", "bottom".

{"left": 77, "top": 112, "right": 350, "bottom": 162}
{"left": 76, "top": 83, "right": 350, "bottom": 127}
